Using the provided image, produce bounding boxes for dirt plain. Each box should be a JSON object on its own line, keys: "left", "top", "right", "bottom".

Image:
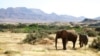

{"left": 0, "top": 32, "right": 100, "bottom": 56}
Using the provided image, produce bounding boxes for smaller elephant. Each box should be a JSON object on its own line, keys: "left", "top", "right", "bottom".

{"left": 55, "top": 30, "right": 77, "bottom": 50}
{"left": 79, "top": 34, "right": 88, "bottom": 48}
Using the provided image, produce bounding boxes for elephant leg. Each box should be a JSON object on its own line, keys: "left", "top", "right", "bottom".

{"left": 81, "top": 42, "right": 83, "bottom": 47}
{"left": 79, "top": 41, "right": 82, "bottom": 48}
{"left": 72, "top": 41, "right": 76, "bottom": 49}
{"left": 55, "top": 38, "right": 58, "bottom": 50}
{"left": 62, "top": 38, "right": 67, "bottom": 50}
{"left": 80, "top": 42, "right": 83, "bottom": 48}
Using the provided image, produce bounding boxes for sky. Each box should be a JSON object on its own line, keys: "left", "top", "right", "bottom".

{"left": 0, "top": 0, "right": 100, "bottom": 18}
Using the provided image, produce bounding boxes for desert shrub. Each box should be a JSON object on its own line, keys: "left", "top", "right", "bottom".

{"left": 98, "top": 32, "right": 100, "bottom": 36}
{"left": 90, "top": 36, "right": 100, "bottom": 50}
{"left": 16, "top": 23, "right": 27, "bottom": 28}
{"left": 74, "top": 25, "right": 82, "bottom": 28}
{"left": 41, "top": 30, "right": 56, "bottom": 34}
{"left": 23, "top": 33, "right": 37, "bottom": 44}
{"left": 86, "top": 30, "right": 97, "bottom": 37}
{"left": 4, "top": 50, "right": 20, "bottom": 54}
{"left": 73, "top": 26, "right": 83, "bottom": 33}
{"left": 0, "top": 28, "right": 4, "bottom": 32}
{"left": 23, "top": 31, "right": 49, "bottom": 44}
{"left": 11, "top": 29, "right": 27, "bottom": 33}
{"left": 95, "top": 27, "right": 100, "bottom": 32}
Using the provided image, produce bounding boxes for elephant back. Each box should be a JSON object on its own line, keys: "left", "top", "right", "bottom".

{"left": 60, "top": 30, "right": 68, "bottom": 38}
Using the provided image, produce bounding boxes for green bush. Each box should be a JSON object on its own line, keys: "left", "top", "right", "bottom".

{"left": 95, "top": 27, "right": 100, "bottom": 32}
{"left": 86, "top": 30, "right": 97, "bottom": 37}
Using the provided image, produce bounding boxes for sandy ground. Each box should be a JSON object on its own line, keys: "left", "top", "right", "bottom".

{"left": 0, "top": 32, "right": 100, "bottom": 56}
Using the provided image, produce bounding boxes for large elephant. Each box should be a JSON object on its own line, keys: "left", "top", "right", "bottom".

{"left": 55, "top": 30, "right": 77, "bottom": 50}
{"left": 79, "top": 34, "right": 88, "bottom": 48}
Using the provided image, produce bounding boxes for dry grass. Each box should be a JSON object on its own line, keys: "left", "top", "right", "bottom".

{"left": 0, "top": 32, "right": 99, "bottom": 56}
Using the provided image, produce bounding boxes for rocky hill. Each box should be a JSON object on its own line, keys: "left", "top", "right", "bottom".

{"left": 80, "top": 18, "right": 100, "bottom": 27}
{"left": 81, "top": 18, "right": 99, "bottom": 23}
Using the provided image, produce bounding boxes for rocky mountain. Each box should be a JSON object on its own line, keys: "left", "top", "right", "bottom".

{"left": 81, "top": 18, "right": 98, "bottom": 23}
{"left": 80, "top": 18, "right": 100, "bottom": 27}
{"left": 0, "top": 7, "right": 86, "bottom": 23}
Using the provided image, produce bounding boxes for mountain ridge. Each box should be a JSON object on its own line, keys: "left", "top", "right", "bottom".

{"left": 0, "top": 7, "right": 99, "bottom": 23}
{"left": 0, "top": 7, "right": 84, "bottom": 22}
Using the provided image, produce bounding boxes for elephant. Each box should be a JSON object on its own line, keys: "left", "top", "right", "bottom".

{"left": 55, "top": 30, "right": 77, "bottom": 50}
{"left": 79, "top": 34, "right": 88, "bottom": 48}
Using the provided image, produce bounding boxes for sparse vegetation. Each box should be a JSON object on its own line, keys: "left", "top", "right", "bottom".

{"left": 0, "top": 23, "right": 73, "bottom": 33}
{"left": 90, "top": 36, "right": 100, "bottom": 50}
{"left": 4, "top": 50, "right": 20, "bottom": 54}
{"left": 23, "top": 30, "right": 49, "bottom": 44}
{"left": 86, "top": 30, "right": 97, "bottom": 37}
{"left": 95, "top": 27, "right": 100, "bottom": 32}
{"left": 0, "top": 22, "right": 100, "bottom": 56}
{"left": 0, "top": 29, "right": 99, "bottom": 56}
{"left": 23, "top": 33, "right": 37, "bottom": 44}
{"left": 97, "top": 32, "right": 100, "bottom": 36}
{"left": 0, "top": 7, "right": 100, "bottom": 56}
